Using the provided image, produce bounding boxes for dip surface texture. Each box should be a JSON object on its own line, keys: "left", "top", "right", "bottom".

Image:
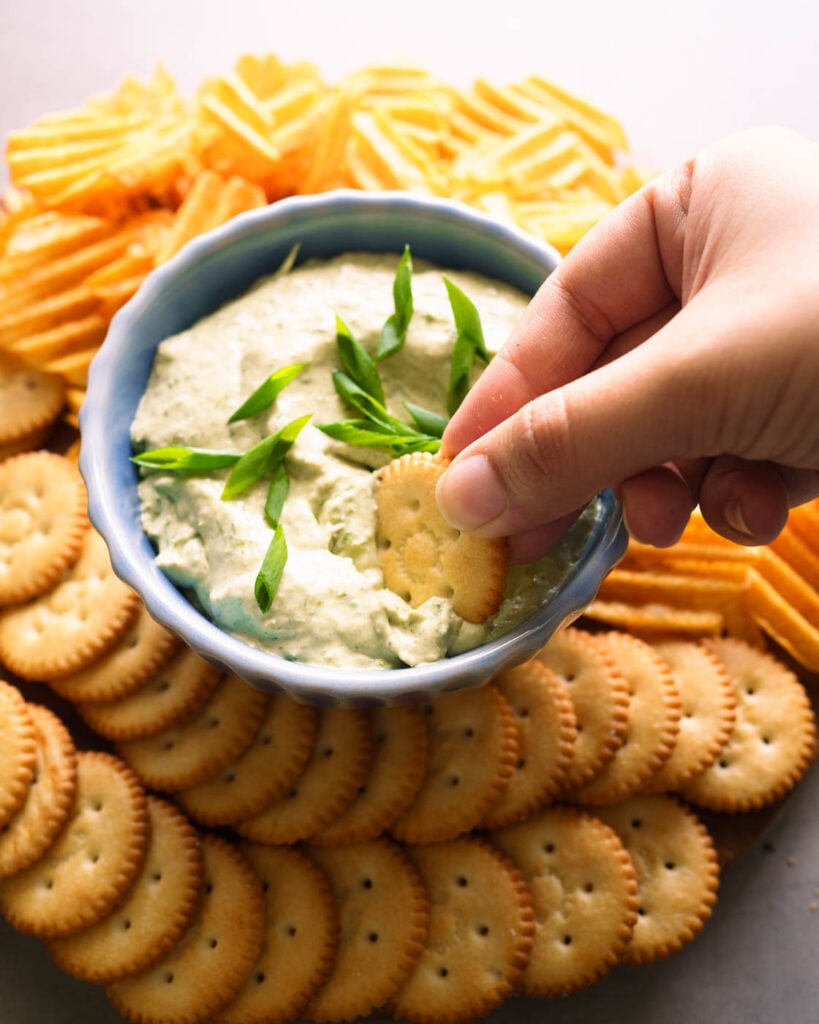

{"left": 132, "top": 252, "right": 593, "bottom": 670}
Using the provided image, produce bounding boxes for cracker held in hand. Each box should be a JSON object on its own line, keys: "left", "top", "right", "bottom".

{"left": 375, "top": 452, "right": 507, "bottom": 624}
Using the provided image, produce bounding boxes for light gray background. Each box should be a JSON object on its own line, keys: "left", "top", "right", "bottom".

{"left": 1, "top": 3, "right": 818, "bottom": 1021}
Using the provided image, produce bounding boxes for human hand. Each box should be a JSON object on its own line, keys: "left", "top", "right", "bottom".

{"left": 436, "top": 127, "right": 819, "bottom": 562}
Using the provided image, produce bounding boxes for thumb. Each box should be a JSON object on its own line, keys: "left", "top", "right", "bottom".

{"left": 436, "top": 309, "right": 711, "bottom": 538}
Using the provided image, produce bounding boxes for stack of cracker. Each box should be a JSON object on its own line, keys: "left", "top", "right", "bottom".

{"left": 0, "top": 450, "right": 816, "bottom": 1023}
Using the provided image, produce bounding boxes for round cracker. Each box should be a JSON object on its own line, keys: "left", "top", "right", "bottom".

{"left": 305, "top": 838, "right": 428, "bottom": 1023}
{"left": 236, "top": 707, "right": 373, "bottom": 846}
{"left": 390, "top": 684, "right": 518, "bottom": 844}
{"left": 535, "top": 627, "right": 630, "bottom": 793}
{"left": 0, "top": 703, "right": 77, "bottom": 879}
{"left": 106, "top": 835, "right": 265, "bottom": 1024}
{"left": 217, "top": 844, "right": 339, "bottom": 1024}
{"left": 116, "top": 673, "right": 269, "bottom": 793}
{"left": 0, "top": 526, "right": 140, "bottom": 680}
{"left": 680, "top": 638, "right": 816, "bottom": 812}
{"left": 0, "top": 679, "right": 37, "bottom": 830}
{"left": 0, "top": 451, "right": 87, "bottom": 606}
{"left": 392, "top": 836, "right": 534, "bottom": 1024}
{"left": 375, "top": 451, "right": 508, "bottom": 624}
{"left": 646, "top": 639, "right": 737, "bottom": 791}
{"left": 177, "top": 694, "right": 318, "bottom": 827}
{"left": 491, "top": 805, "right": 638, "bottom": 996}
{"left": 0, "top": 351, "right": 64, "bottom": 452}
{"left": 47, "top": 795, "right": 204, "bottom": 985}
{"left": 77, "top": 647, "right": 222, "bottom": 741}
{"left": 570, "top": 632, "right": 681, "bottom": 805}
{"left": 47, "top": 601, "right": 182, "bottom": 704}
{"left": 0, "top": 751, "right": 149, "bottom": 939}
{"left": 595, "top": 794, "right": 719, "bottom": 965}
{"left": 311, "top": 704, "right": 428, "bottom": 847}
{"left": 481, "top": 659, "right": 577, "bottom": 828}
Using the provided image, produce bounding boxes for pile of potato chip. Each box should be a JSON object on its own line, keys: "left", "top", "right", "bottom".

{"left": 0, "top": 55, "right": 648, "bottom": 426}
{"left": 583, "top": 504, "right": 819, "bottom": 675}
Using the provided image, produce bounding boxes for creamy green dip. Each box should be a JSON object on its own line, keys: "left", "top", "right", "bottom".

{"left": 131, "top": 252, "right": 595, "bottom": 669}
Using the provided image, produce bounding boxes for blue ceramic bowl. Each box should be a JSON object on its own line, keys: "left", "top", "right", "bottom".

{"left": 80, "top": 190, "right": 627, "bottom": 707}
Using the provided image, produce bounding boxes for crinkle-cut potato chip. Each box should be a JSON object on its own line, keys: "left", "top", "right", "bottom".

{"left": 582, "top": 600, "right": 725, "bottom": 638}
{"left": 1, "top": 52, "right": 645, "bottom": 411}
{"left": 596, "top": 566, "right": 764, "bottom": 647}
{"left": 375, "top": 452, "right": 508, "bottom": 624}
{"left": 157, "top": 168, "right": 266, "bottom": 262}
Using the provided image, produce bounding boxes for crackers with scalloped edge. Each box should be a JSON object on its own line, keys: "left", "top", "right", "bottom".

{"left": 0, "top": 703, "right": 77, "bottom": 879}
{"left": 491, "top": 805, "right": 638, "bottom": 996}
{"left": 392, "top": 836, "right": 534, "bottom": 1024}
{"left": 47, "top": 795, "right": 204, "bottom": 985}
{"left": 375, "top": 452, "right": 508, "bottom": 624}
{"left": 679, "top": 637, "right": 816, "bottom": 812}
{"left": 0, "top": 451, "right": 87, "bottom": 607}
{"left": 0, "top": 526, "right": 140, "bottom": 680}
{"left": 0, "top": 352, "right": 65, "bottom": 459}
{"left": 595, "top": 794, "right": 719, "bottom": 965}
{"left": 0, "top": 680, "right": 38, "bottom": 830}
{"left": 0, "top": 751, "right": 149, "bottom": 940}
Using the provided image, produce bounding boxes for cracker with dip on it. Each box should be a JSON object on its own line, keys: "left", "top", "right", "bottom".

{"left": 130, "top": 248, "right": 600, "bottom": 670}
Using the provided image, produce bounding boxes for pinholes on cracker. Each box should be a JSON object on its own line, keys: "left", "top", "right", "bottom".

{"left": 116, "top": 673, "right": 269, "bottom": 792}
{"left": 570, "top": 632, "right": 681, "bottom": 805}
{"left": 311, "top": 704, "right": 429, "bottom": 847}
{"left": 305, "top": 838, "right": 429, "bottom": 1023}
{"left": 106, "top": 834, "right": 265, "bottom": 1024}
{"left": 0, "top": 751, "right": 149, "bottom": 939}
{"left": 0, "top": 679, "right": 37, "bottom": 829}
{"left": 492, "top": 805, "right": 638, "bottom": 996}
{"left": 47, "top": 601, "right": 182, "bottom": 704}
{"left": 0, "top": 526, "right": 140, "bottom": 679}
{"left": 375, "top": 452, "right": 508, "bottom": 624}
{"left": 0, "top": 451, "right": 87, "bottom": 606}
{"left": 595, "top": 794, "right": 719, "bottom": 965}
{"left": 177, "top": 694, "right": 318, "bottom": 827}
{"left": 393, "top": 836, "right": 534, "bottom": 1024}
{"left": 0, "top": 703, "right": 77, "bottom": 879}
{"left": 0, "top": 351, "right": 64, "bottom": 458}
{"left": 680, "top": 638, "right": 816, "bottom": 812}
{"left": 481, "top": 659, "right": 577, "bottom": 829}
{"left": 390, "top": 684, "right": 518, "bottom": 844}
{"left": 646, "top": 639, "right": 737, "bottom": 792}
{"left": 47, "top": 795, "right": 204, "bottom": 985}
{"left": 216, "top": 844, "right": 339, "bottom": 1024}
{"left": 535, "top": 627, "right": 630, "bottom": 793}
{"left": 77, "top": 647, "right": 223, "bottom": 741}
{"left": 237, "top": 707, "right": 374, "bottom": 846}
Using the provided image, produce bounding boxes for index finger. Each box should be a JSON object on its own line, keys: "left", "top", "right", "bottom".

{"left": 441, "top": 163, "right": 691, "bottom": 455}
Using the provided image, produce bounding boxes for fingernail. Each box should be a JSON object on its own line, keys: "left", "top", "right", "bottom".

{"left": 436, "top": 454, "right": 507, "bottom": 531}
{"left": 724, "top": 500, "right": 753, "bottom": 537}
